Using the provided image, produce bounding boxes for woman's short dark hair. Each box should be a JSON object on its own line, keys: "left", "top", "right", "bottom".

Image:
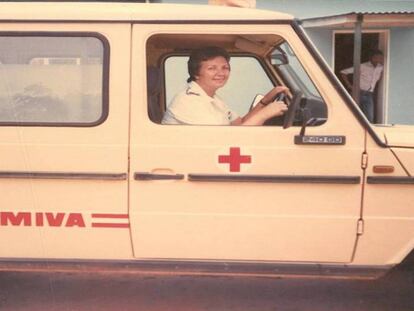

{"left": 187, "top": 46, "right": 230, "bottom": 83}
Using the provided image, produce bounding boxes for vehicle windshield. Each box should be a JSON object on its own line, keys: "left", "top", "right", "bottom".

{"left": 271, "top": 42, "right": 321, "bottom": 101}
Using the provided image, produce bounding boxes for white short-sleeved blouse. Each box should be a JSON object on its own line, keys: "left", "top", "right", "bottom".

{"left": 162, "top": 81, "right": 239, "bottom": 125}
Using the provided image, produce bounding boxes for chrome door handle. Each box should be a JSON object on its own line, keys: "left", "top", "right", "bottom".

{"left": 134, "top": 172, "right": 185, "bottom": 181}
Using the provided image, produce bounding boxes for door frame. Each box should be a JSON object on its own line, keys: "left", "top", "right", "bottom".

{"left": 332, "top": 29, "right": 390, "bottom": 124}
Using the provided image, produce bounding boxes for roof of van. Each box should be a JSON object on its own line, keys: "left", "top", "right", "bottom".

{"left": 0, "top": 2, "right": 293, "bottom": 22}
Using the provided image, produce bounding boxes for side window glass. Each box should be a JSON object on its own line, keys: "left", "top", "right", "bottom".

{"left": 0, "top": 35, "right": 107, "bottom": 126}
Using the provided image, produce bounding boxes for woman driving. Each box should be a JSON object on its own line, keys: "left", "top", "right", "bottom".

{"left": 162, "top": 46, "right": 289, "bottom": 125}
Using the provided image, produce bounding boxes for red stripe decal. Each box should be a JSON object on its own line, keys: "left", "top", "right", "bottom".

{"left": 91, "top": 223, "right": 130, "bottom": 228}
{"left": 91, "top": 214, "right": 129, "bottom": 219}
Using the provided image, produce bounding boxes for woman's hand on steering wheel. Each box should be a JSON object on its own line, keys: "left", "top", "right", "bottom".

{"left": 261, "top": 100, "right": 288, "bottom": 119}
{"left": 262, "top": 86, "right": 289, "bottom": 105}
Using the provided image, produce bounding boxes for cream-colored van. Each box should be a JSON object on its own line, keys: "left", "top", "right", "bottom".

{"left": 0, "top": 2, "right": 413, "bottom": 279}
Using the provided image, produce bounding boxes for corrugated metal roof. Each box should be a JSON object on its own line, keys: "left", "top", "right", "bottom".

{"left": 303, "top": 11, "right": 414, "bottom": 21}
{"left": 302, "top": 11, "right": 414, "bottom": 28}
{"left": 357, "top": 11, "right": 414, "bottom": 15}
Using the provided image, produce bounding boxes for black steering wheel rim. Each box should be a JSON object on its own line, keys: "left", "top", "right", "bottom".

{"left": 283, "top": 91, "right": 303, "bottom": 129}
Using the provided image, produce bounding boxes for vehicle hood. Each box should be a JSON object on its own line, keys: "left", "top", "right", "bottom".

{"left": 375, "top": 125, "right": 414, "bottom": 148}
{"left": 375, "top": 125, "right": 414, "bottom": 175}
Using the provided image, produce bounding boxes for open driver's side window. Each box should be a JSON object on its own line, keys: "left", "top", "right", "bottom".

{"left": 146, "top": 33, "right": 327, "bottom": 126}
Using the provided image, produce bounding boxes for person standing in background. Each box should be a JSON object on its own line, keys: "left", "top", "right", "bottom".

{"left": 340, "top": 50, "right": 384, "bottom": 123}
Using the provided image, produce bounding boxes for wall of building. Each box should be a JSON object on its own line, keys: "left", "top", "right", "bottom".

{"left": 304, "top": 28, "right": 333, "bottom": 66}
{"left": 388, "top": 28, "right": 414, "bottom": 125}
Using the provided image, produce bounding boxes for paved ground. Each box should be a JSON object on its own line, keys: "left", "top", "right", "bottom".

{"left": 0, "top": 263, "right": 413, "bottom": 311}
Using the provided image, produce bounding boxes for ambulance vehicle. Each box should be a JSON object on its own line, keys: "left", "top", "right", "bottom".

{"left": 0, "top": 2, "right": 413, "bottom": 279}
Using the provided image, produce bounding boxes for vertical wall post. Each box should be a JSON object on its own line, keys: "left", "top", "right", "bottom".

{"left": 352, "top": 14, "right": 363, "bottom": 104}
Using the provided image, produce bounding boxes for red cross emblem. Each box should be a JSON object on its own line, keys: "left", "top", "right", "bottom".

{"left": 218, "top": 147, "right": 252, "bottom": 173}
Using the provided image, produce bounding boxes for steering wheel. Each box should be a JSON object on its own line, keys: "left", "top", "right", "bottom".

{"left": 274, "top": 92, "right": 286, "bottom": 102}
{"left": 283, "top": 91, "right": 303, "bottom": 129}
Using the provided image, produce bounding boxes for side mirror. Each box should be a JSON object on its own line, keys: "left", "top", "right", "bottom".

{"left": 271, "top": 47, "right": 289, "bottom": 66}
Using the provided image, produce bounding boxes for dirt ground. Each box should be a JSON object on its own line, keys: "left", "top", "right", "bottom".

{"left": 0, "top": 262, "right": 413, "bottom": 311}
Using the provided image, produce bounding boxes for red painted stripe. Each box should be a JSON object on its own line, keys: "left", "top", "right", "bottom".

{"left": 91, "top": 214, "right": 129, "bottom": 219}
{"left": 91, "top": 223, "right": 130, "bottom": 228}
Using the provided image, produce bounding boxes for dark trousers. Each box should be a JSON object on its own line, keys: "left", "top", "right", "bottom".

{"left": 360, "top": 90, "right": 374, "bottom": 123}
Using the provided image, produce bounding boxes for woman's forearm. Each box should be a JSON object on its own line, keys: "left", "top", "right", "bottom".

{"left": 231, "top": 86, "right": 289, "bottom": 126}
{"left": 239, "top": 103, "right": 268, "bottom": 125}
{"left": 232, "top": 101, "right": 287, "bottom": 126}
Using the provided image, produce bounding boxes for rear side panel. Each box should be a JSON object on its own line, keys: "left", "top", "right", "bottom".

{"left": 0, "top": 23, "right": 132, "bottom": 259}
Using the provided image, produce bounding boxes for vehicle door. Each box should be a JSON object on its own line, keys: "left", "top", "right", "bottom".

{"left": 129, "top": 24, "right": 365, "bottom": 263}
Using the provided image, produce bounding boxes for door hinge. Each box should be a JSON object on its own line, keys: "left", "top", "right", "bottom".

{"left": 361, "top": 152, "right": 368, "bottom": 169}
{"left": 357, "top": 219, "right": 364, "bottom": 235}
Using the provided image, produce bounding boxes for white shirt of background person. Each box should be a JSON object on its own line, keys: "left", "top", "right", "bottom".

{"left": 341, "top": 61, "right": 383, "bottom": 92}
